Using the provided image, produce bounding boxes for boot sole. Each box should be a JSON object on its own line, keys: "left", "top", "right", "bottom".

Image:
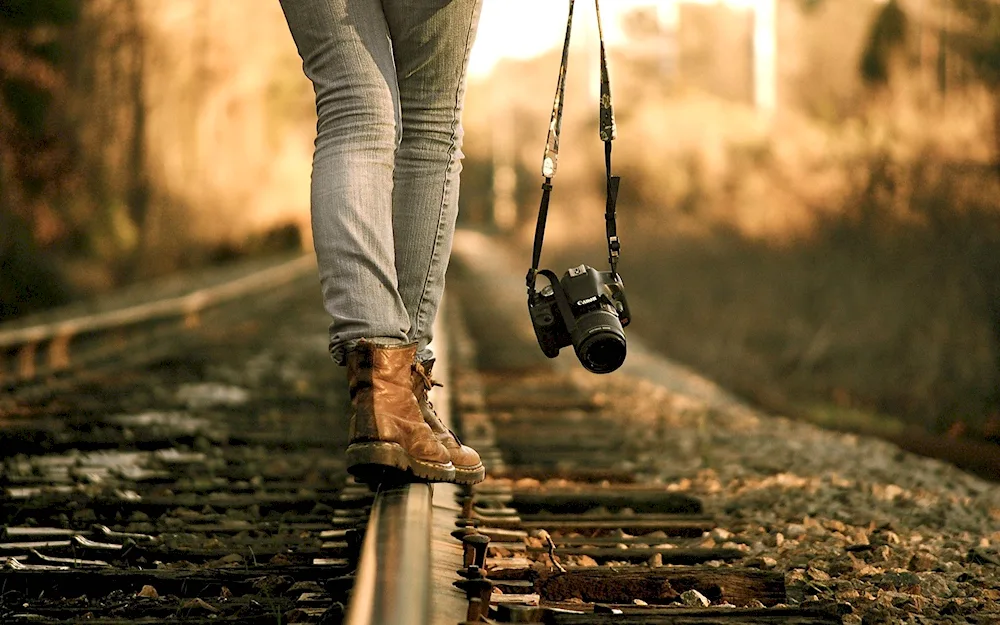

{"left": 453, "top": 463, "right": 486, "bottom": 485}
{"left": 346, "top": 442, "right": 455, "bottom": 484}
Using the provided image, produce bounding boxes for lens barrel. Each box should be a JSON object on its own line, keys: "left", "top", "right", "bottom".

{"left": 571, "top": 309, "right": 627, "bottom": 374}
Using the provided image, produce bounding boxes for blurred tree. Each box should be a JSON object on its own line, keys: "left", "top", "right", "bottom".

{"left": 853, "top": 0, "right": 1000, "bottom": 419}
{"left": 797, "top": 0, "right": 826, "bottom": 12}
{"left": 800, "top": 0, "right": 1000, "bottom": 100}
{"left": 0, "top": 0, "right": 79, "bottom": 229}
{"left": 0, "top": 0, "right": 80, "bottom": 319}
{"left": 121, "top": 0, "right": 150, "bottom": 280}
{"left": 946, "top": 0, "right": 1000, "bottom": 161}
{"left": 948, "top": 0, "right": 1000, "bottom": 86}
{"left": 859, "top": 0, "right": 909, "bottom": 86}
{"left": 923, "top": 2, "right": 1000, "bottom": 389}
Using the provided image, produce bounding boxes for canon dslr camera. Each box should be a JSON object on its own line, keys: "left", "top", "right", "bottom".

{"left": 528, "top": 265, "right": 631, "bottom": 374}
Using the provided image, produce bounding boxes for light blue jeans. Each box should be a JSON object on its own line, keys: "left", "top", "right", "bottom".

{"left": 279, "top": 0, "right": 482, "bottom": 364}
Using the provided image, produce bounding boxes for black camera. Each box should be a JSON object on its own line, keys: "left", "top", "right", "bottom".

{"left": 528, "top": 265, "right": 631, "bottom": 374}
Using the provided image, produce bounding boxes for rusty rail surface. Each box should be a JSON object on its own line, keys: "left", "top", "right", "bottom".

{"left": 0, "top": 255, "right": 315, "bottom": 382}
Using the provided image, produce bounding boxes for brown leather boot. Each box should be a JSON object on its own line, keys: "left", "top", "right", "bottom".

{"left": 413, "top": 359, "right": 485, "bottom": 485}
{"left": 345, "top": 341, "right": 455, "bottom": 483}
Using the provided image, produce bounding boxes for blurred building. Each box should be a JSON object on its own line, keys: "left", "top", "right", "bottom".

{"left": 592, "top": 0, "right": 772, "bottom": 111}
{"left": 514, "top": 0, "right": 908, "bottom": 120}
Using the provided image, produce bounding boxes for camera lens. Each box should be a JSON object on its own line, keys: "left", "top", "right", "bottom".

{"left": 579, "top": 333, "right": 626, "bottom": 373}
{"left": 572, "top": 310, "right": 627, "bottom": 374}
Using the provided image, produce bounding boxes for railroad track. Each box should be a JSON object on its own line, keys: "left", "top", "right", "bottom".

{"left": 1, "top": 253, "right": 495, "bottom": 625}
{"left": 0, "top": 249, "right": 860, "bottom": 625}
{"left": 4, "top": 240, "right": 996, "bottom": 624}
{"left": 0, "top": 256, "right": 381, "bottom": 624}
{"left": 435, "top": 292, "right": 847, "bottom": 625}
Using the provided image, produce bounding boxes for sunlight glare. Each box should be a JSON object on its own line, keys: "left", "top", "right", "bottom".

{"left": 468, "top": 0, "right": 772, "bottom": 79}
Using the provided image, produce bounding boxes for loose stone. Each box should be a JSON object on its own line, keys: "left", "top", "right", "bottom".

{"left": 679, "top": 589, "right": 711, "bottom": 607}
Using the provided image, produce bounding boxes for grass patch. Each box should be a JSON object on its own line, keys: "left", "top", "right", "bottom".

{"left": 799, "top": 403, "right": 908, "bottom": 439}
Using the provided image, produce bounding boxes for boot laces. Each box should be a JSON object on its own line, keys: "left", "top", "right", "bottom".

{"left": 414, "top": 363, "right": 443, "bottom": 393}
{"left": 414, "top": 362, "right": 464, "bottom": 445}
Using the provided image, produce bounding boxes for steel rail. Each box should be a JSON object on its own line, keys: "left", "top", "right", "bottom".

{"left": 344, "top": 483, "right": 434, "bottom": 625}
{"left": 0, "top": 255, "right": 315, "bottom": 380}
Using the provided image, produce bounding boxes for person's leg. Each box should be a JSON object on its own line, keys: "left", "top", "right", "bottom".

{"left": 280, "top": 0, "right": 455, "bottom": 484}
{"left": 382, "top": 0, "right": 483, "bottom": 363}
{"left": 381, "top": 0, "right": 485, "bottom": 485}
{"left": 279, "top": 0, "right": 411, "bottom": 364}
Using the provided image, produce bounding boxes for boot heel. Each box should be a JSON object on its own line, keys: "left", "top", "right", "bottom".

{"left": 453, "top": 464, "right": 486, "bottom": 485}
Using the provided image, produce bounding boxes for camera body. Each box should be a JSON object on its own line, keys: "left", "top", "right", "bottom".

{"left": 528, "top": 264, "right": 631, "bottom": 374}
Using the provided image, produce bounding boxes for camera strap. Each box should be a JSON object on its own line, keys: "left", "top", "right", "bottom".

{"left": 538, "top": 269, "right": 578, "bottom": 333}
{"left": 527, "top": 0, "right": 621, "bottom": 300}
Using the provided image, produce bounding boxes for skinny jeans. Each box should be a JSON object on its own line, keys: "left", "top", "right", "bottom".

{"left": 279, "top": 0, "right": 482, "bottom": 363}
